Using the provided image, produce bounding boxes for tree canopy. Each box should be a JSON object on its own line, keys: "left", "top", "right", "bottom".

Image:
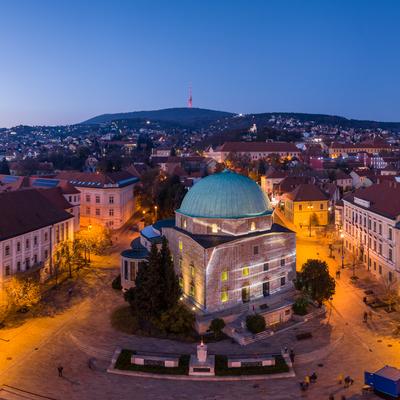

{"left": 295, "top": 259, "right": 335, "bottom": 306}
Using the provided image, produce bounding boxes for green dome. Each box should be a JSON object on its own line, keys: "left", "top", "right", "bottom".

{"left": 177, "top": 170, "right": 272, "bottom": 219}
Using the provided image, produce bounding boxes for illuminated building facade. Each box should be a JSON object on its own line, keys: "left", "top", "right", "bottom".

{"left": 0, "top": 190, "right": 74, "bottom": 286}
{"left": 283, "top": 184, "right": 329, "bottom": 229}
{"left": 204, "top": 142, "right": 301, "bottom": 163}
{"left": 162, "top": 170, "right": 296, "bottom": 314}
{"left": 56, "top": 171, "right": 138, "bottom": 229}
{"left": 342, "top": 182, "right": 400, "bottom": 282}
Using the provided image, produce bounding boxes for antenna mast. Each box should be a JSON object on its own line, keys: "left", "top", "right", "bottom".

{"left": 188, "top": 84, "right": 193, "bottom": 108}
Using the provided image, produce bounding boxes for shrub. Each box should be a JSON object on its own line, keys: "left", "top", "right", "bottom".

{"left": 112, "top": 274, "right": 122, "bottom": 290}
{"left": 209, "top": 318, "right": 225, "bottom": 338}
{"left": 293, "top": 296, "right": 309, "bottom": 316}
{"left": 5, "top": 277, "right": 41, "bottom": 310}
{"left": 157, "top": 304, "right": 195, "bottom": 335}
{"left": 246, "top": 314, "right": 266, "bottom": 334}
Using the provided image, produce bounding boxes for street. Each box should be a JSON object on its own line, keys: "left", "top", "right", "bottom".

{"left": 0, "top": 229, "right": 399, "bottom": 399}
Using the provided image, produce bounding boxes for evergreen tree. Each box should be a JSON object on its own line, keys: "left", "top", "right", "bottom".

{"left": 128, "top": 243, "right": 164, "bottom": 323}
{"left": 0, "top": 159, "right": 10, "bottom": 175}
{"left": 159, "top": 237, "right": 181, "bottom": 310}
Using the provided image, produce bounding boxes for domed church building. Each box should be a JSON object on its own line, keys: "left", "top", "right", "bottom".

{"left": 121, "top": 170, "right": 296, "bottom": 333}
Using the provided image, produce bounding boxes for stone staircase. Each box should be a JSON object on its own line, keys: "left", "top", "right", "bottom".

{"left": 0, "top": 385, "right": 57, "bottom": 400}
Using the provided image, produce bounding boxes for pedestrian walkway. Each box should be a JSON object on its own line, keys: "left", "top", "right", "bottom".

{"left": 0, "top": 385, "right": 57, "bottom": 400}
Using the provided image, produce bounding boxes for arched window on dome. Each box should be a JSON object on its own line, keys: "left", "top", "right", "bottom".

{"left": 250, "top": 221, "right": 256, "bottom": 231}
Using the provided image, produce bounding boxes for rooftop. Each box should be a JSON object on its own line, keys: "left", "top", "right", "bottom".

{"left": 344, "top": 182, "right": 400, "bottom": 219}
{"left": 284, "top": 183, "right": 328, "bottom": 202}
{"left": 171, "top": 223, "right": 294, "bottom": 249}
{"left": 56, "top": 170, "right": 139, "bottom": 188}
{"left": 177, "top": 170, "right": 272, "bottom": 219}
{"left": 217, "top": 141, "right": 300, "bottom": 153}
{"left": 121, "top": 237, "right": 149, "bottom": 259}
{"left": 0, "top": 189, "right": 73, "bottom": 241}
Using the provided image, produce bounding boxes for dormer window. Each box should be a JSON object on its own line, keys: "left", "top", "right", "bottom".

{"left": 211, "top": 223, "right": 219, "bottom": 233}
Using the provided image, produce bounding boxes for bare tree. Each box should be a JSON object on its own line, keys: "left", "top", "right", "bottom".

{"left": 381, "top": 275, "right": 399, "bottom": 312}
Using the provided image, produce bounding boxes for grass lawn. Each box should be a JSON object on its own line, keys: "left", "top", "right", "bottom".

{"left": 115, "top": 349, "right": 190, "bottom": 375}
{"left": 215, "top": 355, "right": 289, "bottom": 376}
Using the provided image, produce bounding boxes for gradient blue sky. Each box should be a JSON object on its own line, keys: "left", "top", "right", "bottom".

{"left": 1, "top": 0, "right": 400, "bottom": 127}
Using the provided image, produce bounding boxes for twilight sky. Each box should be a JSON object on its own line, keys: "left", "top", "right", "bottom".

{"left": 1, "top": 0, "right": 400, "bottom": 127}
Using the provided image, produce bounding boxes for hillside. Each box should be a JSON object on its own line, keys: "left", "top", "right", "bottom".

{"left": 81, "top": 108, "right": 400, "bottom": 132}
{"left": 82, "top": 107, "right": 234, "bottom": 126}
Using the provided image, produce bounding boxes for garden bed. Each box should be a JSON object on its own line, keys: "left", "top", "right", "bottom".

{"left": 215, "top": 355, "right": 289, "bottom": 376}
{"left": 114, "top": 350, "right": 289, "bottom": 377}
{"left": 115, "top": 349, "right": 190, "bottom": 375}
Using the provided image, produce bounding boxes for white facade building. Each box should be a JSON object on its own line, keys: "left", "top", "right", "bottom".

{"left": 342, "top": 182, "right": 400, "bottom": 282}
{"left": 0, "top": 190, "right": 74, "bottom": 285}
{"left": 56, "top": 171, "right": 138, "bottom": 230}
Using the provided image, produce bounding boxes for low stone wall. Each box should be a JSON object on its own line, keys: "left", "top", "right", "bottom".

{"left": 131, "top": 354, "right": 179, "bottom": 368}
{"left": 227, "top": 356, "right": 275, "bottom": 368}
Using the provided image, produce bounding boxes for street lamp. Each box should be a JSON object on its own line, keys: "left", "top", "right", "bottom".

{"left": 340, "top": 232, "right": 344, "bottom": 269}
{"left": 154, "top": 205, "right": 158, "bottom": 222}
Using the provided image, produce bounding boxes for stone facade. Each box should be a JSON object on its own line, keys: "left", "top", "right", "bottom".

{"left": 164, "top": 213, "right": 296, "bottom": 313}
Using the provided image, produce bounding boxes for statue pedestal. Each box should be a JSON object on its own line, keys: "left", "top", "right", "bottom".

{"left": 188, "top": 342, "right": 215, "bottom": 376}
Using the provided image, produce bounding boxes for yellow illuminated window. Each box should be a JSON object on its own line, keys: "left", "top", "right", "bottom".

{"left": 250, "top": 221, "right": 256, "bottom": 231}
{"left": 179, "top": 240, "right": 183, "bottom": 252}
{"left": 183, "top": 219, "right": 187, "bottom": 228}
{"left": 221, "top": 290, "right": 229, "bottom": 303}
{"left": 242, "top": 266, "right": 249, "bottom": 276}
{"left": 212, "top": 223, "right": 219, "bottom": 233}
{"left": 190, "top": 264, "right": 195, "bottom": 277}
{"left": 221, "top": 271, "right": 228, "bottom": 281}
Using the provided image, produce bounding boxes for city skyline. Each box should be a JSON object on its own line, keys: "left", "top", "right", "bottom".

{"left": 1, "top": 0, "right": 400, "bottom": 127}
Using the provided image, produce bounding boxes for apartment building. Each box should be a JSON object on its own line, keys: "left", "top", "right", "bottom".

{"left": 342, "top": 182, "right": 400, "bottom": 282}
{"left": 56, "top": 171, "right": 138, "bottom": 229}
{"left": 0, "top": 190, "right": 74, "bottom": 285}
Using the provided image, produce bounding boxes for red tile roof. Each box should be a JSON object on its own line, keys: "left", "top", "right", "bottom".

{"left": 55, "top": 170, "right": 138, "bottom": 188}
{"left": 217, "top": 141, "right": 300, "bottom": 153}
{"left": 284, "top": 184, "right": 328, "bottom": 202}
{"left": 278, "top": 176, "right": 311, "bottom": 194}
{"left": 36, "top": 187, "right": 73, "bottom": 210}
{"left": 344, "top": 182, "right": 400, "bottom": 219}
{"left": 330, "top": 139, "right": 391, "bottom": 150}
{"left": 0, "top": 189, "right": 73, "bottom": 240}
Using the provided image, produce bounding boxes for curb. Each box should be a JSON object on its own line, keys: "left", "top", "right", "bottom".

{"left": 107, "top": 348, "right": 296, "bottom": 382}
{"left": 107, "top": 367, "right": 296, "bottom": 381}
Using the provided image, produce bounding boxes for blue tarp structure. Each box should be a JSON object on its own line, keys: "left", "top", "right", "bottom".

{"left": 365, "top": 366, "right": 400, "bottom": 398}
